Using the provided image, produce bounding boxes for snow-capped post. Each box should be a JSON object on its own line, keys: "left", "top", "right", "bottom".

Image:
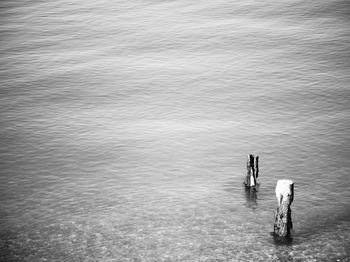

{"left": 244, "top": 154, "right": 259, "bottom": 187}
{"left": 274, "top": 179, "right": 294, "bottom": 241}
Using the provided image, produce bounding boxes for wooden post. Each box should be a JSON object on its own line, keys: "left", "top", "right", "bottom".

{"left": 274, "top": 180, "right": 294, "bottom": 240}
{"left": 244, "top": 154, "right": 259, "bottom": 187}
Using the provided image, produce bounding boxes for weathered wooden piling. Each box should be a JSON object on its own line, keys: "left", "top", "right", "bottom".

{"left": 274, "top": 179, "right": 294, "bottom": 240}
{"left": 244, "top": 154, "right": 259, "bottom": 187}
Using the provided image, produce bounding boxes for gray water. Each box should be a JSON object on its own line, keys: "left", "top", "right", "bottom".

{"left": 0, "top": 0, "right": 349, "bottom": 261}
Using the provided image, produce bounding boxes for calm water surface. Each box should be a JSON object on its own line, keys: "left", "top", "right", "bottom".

{"left": 0, "top": 0, "right": 349, "bottom": 261}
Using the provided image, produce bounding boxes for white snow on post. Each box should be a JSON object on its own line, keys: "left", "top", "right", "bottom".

{"left": 275, "top": 179, "right": 294, "bottom": 204}
{"left": 250, "top": 174, "right": 255, "bottom": 187}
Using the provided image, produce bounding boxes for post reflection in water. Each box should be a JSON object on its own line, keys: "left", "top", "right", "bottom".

{"left": 244, "top": 186, "right": 258, "bottom": 210}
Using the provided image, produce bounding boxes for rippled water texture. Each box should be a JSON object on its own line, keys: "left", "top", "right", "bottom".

{"left": 1, "top": 0, "right": 350, "bottom": 261}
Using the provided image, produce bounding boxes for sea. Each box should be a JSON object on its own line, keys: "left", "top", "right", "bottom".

{"left": 0, "top": 0, "right": 349, "bottom": 261}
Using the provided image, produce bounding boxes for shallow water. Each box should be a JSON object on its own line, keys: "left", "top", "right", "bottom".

{"left": 0, "top": 0, "right": 350, "bottom": 261}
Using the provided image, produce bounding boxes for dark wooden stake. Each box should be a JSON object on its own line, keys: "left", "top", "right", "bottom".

{"left": 244, "top": 154, "right": 259, "bottom": 187}
{"left": 274, "top": 180, "right": 294, "bottom": 240}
